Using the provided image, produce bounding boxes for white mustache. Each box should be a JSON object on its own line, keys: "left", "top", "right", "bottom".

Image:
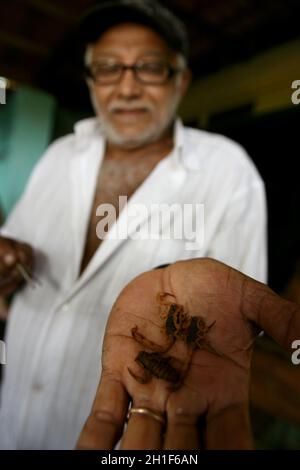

{"left": 108, "top": 102, "right": 154, "bottom": 113}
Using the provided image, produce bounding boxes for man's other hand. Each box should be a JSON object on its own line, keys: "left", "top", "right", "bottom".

{"left": 0, "top": 236, "right": 34, "bottom": 297}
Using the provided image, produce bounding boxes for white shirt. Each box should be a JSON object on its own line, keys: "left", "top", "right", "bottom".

{"left": 0, "top": 118, "right": 267, "bottom": 449}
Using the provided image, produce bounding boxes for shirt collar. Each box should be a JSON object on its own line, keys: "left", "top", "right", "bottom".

{"left": 74, "top": 117, "right": 101, "bottom": 139}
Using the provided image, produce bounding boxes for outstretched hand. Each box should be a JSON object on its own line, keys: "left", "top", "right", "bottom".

{"left": 77, "top": 258, "right": 300, "bottom": 450}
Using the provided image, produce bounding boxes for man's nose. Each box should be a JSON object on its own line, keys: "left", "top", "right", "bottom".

{"left": 116, "top": 69, "right": 143, "bottom": 98}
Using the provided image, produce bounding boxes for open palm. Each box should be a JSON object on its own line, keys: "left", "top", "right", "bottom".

{"left": 77, "top": 258, "right": 300, "bottom": 450}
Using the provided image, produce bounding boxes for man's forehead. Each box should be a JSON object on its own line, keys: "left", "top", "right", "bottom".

{"left": 90, "top": 22, "right": 173, "bottom": 57}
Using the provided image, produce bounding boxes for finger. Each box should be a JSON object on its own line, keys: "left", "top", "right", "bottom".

{"left": 0, "top": 268, "right": 23, "bottom": 295}
{"left": 164, "top": 419, "right": 199, "bottom": 450}
{"left": 243, "top": 277, "right": 300, "bottom": 349}
{"left": 205, "top": 402, "right": 253, "bottom": 450}
{"left": 0, "top": 251, "right": 17, "bottom": 275}
{"left": 16, "top": 243, "right": 34, "bottom": 267}
{"left": 164, "top": 397, "right": 202, "bottom": 450}
{"left": 76, "top": 373, "right": 129, "bottom": 450}
{"left": 121, "top": 405, "right": 165, "bottom": 450}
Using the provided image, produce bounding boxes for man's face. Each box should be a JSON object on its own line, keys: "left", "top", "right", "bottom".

{"left": 86, "top": 23, "right": 190, "bottom": 148}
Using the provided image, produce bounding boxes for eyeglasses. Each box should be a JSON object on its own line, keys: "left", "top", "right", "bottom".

{"left": 85, "top": 60, "right": 183, "bottom": 85}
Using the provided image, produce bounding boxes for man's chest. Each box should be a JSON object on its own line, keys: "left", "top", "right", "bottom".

{"left": 89, "top": 156, "right": 161, "bottom": 227}
{"left": 80, "top": 156, "right": 163, "bottom": 272}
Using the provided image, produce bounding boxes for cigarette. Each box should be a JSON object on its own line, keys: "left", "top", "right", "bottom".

{"left": 16, "top": 263, "right": 42, "bottom": 288}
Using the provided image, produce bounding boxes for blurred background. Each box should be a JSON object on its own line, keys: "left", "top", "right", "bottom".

{"left": 0, "top": 0, "right": 300, "bottom": 449}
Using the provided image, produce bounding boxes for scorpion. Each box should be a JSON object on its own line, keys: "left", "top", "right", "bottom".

{"left": 127, "top": 351, "right": 182, "bottom": 386}
{"left": 129, "top": 293, "right": 246, "bottom": 386}
{"left": 128, "top": 292, "right": 218, "bottom": 387}
{"left": 131, "top": 292, "right": 217, "bottom": 355}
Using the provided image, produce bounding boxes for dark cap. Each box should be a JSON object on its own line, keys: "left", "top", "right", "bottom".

{"left": 77, "top": 0, "right": 189, "bottom": 60}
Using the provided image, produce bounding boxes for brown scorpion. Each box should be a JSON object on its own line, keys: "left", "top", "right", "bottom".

{"left": 128, "top": 292, "right": 218, "bottom": 387}
{"left": 129, "top": 292, "right": 242, "bottom": 386}
{"left": 131, "top": 292, "right": 217, "bottom": 355}
{"left": 127, "top": 351, "right": 181, "bottom": 385}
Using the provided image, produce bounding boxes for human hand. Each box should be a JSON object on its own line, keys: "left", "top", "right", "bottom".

{"left": 0, "top": 236, "right": 34, "bottom": 297}
{"left": 77, "top": 258, "right": 300, "bottom": 450}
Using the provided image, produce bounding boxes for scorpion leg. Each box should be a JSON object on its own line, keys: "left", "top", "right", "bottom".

{"left": 127, "top": 366, "right": 152, "bottom": 384}
{"left": 207, "top": 319, "right": 216, "bottom": 332}
{"left": 166, "top": 351, "right": 193, "bottom": 391}
{"left": 156, "top": 292, "right": 176, "bottom": 304}
{"left": 180, "top": 348, "right": 194, "bottom": 378}
{"left": 197, "top": 339, "right": 246, "bottom": 370}
{"left": 131, "top": 326, "right": 175, "bottom": 353}
{"left": 160, "top": 336, "right": 176, "bottom": 353}
{"left": 156, "top": 292, "right": 175, "bottom": 320}
{"left": 156, "top": 292, "right": 186, "bottom": 322}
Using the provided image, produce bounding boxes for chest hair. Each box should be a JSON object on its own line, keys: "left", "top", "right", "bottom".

{"left": 79, "top": 153, "right": 163, "bottom": 274}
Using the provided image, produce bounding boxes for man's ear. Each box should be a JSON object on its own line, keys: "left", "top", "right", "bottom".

{"left": 178, "top": 68, "right": 192, "bottom": 98}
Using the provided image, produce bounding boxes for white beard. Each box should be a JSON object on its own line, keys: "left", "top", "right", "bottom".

{"left": 89, "top": 88, "right": 182, "bottom": 149}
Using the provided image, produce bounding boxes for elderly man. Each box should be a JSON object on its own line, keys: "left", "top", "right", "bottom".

{"left": 0, "top": 0, "right": 266, "bottom": 449}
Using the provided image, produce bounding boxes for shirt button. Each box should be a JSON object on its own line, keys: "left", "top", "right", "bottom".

{"left": 61, "top": 303, "right": 70, "bottom": 312}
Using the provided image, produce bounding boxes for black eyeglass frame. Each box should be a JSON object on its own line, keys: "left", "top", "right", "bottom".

{"left": 85, "top": 61, "right": 184, "bottom": 85}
